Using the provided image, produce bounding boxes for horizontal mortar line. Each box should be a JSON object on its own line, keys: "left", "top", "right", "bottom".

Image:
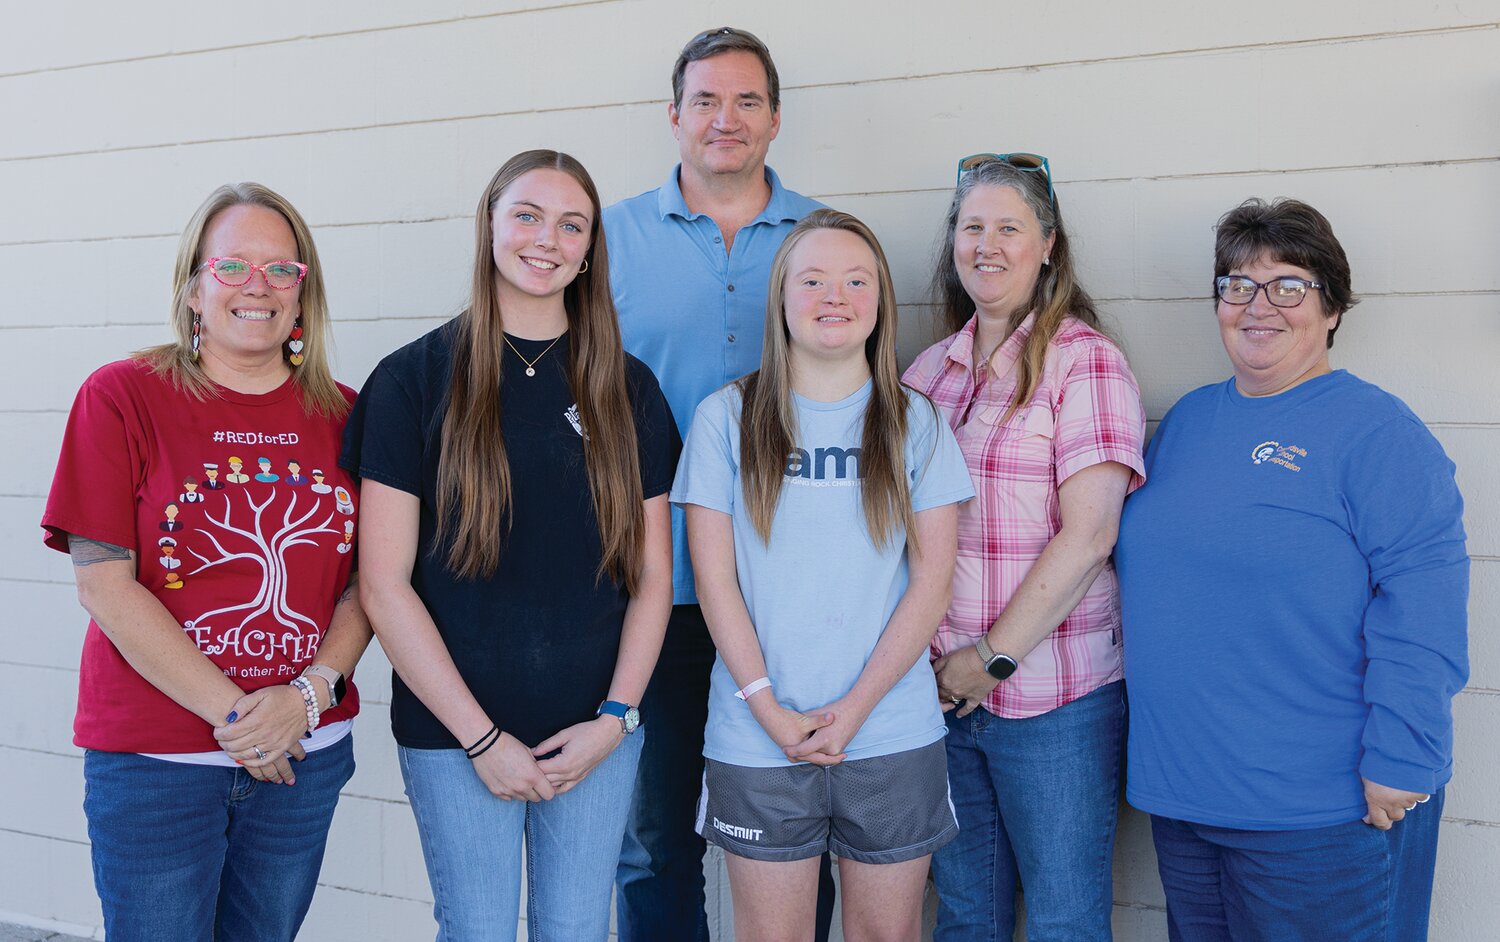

{"left": 3, "top": 21, "right": 1497, "bottom": 164}
{"left": 313, "top": 880, "right": 431, "bottom": 904}
{"left": 1463, "top": 687, "right": 1500, "bottom": 696}
{"left": 340, "top": 791, "right": 412, "bottom": 807}
{"left": 0, "top": 660, "right": 76, "bottom": 675}
{"left": 0, "top": 0, "right": 623, "bottom": 79}
{"left": 0, "top": 576, "right": 76, "bottom": 586}
{"left": 818, "top": 156, "right": 1500, "bottom": 201}
{"left": 3, "top": 152, "right": 1496, "bottom": 247}
{"left": 1443, "top": 817, "right": 1500, "bottom": 828}
{"left": 1112, "top": 900, "right": 1168, "bottom": 913}
{"left": 1474, "top": 555, "right": 1500, "bottom": 562}
{"left": 810, "top": 21, "right": 1500, "bottom": 90}
{"left": 1, "top": 15, "right": 1491, "bottom": 86}
{"left": 0, "top": 97, "right": 644, "bottom": 164}
{"left": 0, "top": 743, "right": 81, "bottom": 758}
{"left": 0, "top": 827, "right": 89, "bottom": 847}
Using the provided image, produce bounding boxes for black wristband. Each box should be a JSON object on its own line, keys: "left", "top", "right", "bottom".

{"left": 464, "top": 725, "right": 500, "bottom": 758}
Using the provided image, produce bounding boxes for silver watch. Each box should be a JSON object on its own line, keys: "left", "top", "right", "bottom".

{"left": 300, "top": 665, "right": 345, "bottom": 708}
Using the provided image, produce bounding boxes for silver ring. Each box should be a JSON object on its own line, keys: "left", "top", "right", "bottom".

{"left": 1405, "top": 804, "right": 1418, "bottom": 812}
{"left": 253, "top": 745, "right": 267, "bottom": 761}
{"left": 949, "top": 696, "right": 963, "bottom": 705}
{"left": 1417, "top": 796, "right": 1431, "bottom": 804}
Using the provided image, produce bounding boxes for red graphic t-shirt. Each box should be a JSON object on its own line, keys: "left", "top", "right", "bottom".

{"left": 43, "top": 359, "right": 360, "bottom": 752}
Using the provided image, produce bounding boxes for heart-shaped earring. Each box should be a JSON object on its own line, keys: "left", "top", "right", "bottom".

{"left": 288, "top": 318, "right": 305, "bottom": 367}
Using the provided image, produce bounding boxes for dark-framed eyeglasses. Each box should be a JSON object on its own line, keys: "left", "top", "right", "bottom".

{"left": 955, "top": 152, "right": 1054, "bottom": 207}
{"left": 200, "top": 257, "right": 309, "bottom": 290}
{"left": 1214, "top": 275, "right": 1323, "bottom": 309}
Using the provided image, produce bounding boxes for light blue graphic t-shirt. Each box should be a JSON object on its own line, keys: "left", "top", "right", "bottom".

{"left": 672, "top": 379, "right": 975, "bottom": 767}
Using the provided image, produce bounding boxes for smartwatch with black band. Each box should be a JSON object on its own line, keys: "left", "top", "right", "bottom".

{"left": 975, "top": 637, "right": 1019, "bottom": 681}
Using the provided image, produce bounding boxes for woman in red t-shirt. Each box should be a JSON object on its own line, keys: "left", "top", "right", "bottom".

{"left": 41, "top": 183, "right": 373, "bottom": 942}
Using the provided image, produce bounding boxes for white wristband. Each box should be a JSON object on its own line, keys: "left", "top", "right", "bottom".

{"left": 735, "top": 676, "right": 772, "bottom": 701}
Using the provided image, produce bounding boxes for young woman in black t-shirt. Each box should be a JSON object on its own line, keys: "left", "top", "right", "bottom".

{"left": 345, "top": 150, "right": 675, "bottom": 940}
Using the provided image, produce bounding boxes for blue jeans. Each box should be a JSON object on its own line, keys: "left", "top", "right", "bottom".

{"left": 401, "top": 732, "right": 644, "bottom": 942}
{"left": 614, "top": 604, "right": 835, "bottom": 942}
{"left": 1151, "top": 787, "right": 1445, "bottom": 942}
{"left": 83, "top": 734, "right": 354, "bottom": 942}
{"left": 932, "top": 679, "right": 1124, "bottom": 942}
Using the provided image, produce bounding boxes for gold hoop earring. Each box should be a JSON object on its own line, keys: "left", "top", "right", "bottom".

{"left": 578, "top": 259, "right": 589, "bottom": 274}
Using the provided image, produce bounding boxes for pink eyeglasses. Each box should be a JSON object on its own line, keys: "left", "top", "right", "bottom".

{"left": 200, "top": 257, "right": 309, "bottom": 290}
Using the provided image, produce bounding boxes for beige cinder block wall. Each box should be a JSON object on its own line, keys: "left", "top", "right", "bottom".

{"left": 2, "top": 2, "right": 1496, "bottom": 938}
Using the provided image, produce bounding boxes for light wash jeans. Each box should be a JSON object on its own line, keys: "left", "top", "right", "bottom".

{"left": 400, "top": 732, "right": 644, "bottom": 942}
{"left": 932, "top": 679, "right": 1125, "bottom": 942}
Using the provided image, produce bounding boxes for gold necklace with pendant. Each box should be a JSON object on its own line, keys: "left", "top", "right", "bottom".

{"left": 503, "top": 333, "right": 565, "bottom": 377}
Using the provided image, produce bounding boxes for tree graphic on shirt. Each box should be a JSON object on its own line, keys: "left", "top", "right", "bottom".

{"left": 183, "top": 489, "right": 339, "bottom": 660}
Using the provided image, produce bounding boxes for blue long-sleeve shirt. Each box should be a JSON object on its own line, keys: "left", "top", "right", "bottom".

{"left": 1116, "top": 370, "right": 1468, "bottom": 829}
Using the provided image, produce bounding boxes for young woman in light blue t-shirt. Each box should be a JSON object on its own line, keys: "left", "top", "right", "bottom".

{"left": 673, "top": 209, "right": 974, "bottom": 941}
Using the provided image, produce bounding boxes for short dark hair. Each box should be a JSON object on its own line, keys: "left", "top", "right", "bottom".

{"left": 1214, "top": 198, "right": 1357, "bottom": 348}
{"left": 671, "top": 27, "right": 780, "bottom": 111}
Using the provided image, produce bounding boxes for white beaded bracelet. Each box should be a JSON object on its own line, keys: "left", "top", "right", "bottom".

{"left": 290, "top": 676, "right": 321, "bottom": 734}
{"left": 735, "top": 676, "right": 772, "bottom": 701}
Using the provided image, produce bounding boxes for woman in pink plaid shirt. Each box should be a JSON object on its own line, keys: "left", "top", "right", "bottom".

{"left": 903, "top": 154, "right": 1147, "bottom": 941}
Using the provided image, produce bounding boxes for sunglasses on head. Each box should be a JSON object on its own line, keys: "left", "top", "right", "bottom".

{"left": 955, "top": 153, "right": 1054, "bottom": 207}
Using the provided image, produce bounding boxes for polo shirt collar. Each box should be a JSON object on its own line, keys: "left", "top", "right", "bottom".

{"left": 655, "top": 164, "right": 801, "bottom": 225}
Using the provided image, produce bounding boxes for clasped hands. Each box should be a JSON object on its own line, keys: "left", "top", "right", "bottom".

{"left": 470, "top": 715, "right": 625, "bottom": 802}
{"left": 754, "top": 696, "right": 863, "bottom": 767}
{"left": 214, "top": 684, "right": 312, "bottom": 785}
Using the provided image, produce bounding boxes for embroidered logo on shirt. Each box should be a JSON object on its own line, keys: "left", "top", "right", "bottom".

{"left": 1251, "top": 440, "right": 1307, "bottom": 472}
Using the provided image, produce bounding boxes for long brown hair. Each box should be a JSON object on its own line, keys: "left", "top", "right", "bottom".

{"left": 739, "top": 209, "right": 917, "bottom": 549}
{"left": 436, "top": 150, "right": 644, "bottom": 586}
{"left": 135, "top": 182, "right": 347, "bottom": 417}
{"left": 931, "top": 159, "right": 1106, "bottom": 424}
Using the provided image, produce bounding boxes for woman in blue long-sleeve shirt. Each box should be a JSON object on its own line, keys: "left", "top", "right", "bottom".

{"left": 1115, "top": 198, "right": 1468, "bottom": 942}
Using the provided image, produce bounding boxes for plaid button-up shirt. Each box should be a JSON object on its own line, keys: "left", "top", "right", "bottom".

{"left": 903, "top": 314, "right": 1146, "bottom": 718}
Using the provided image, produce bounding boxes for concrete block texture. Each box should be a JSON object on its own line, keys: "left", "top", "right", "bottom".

{"left": 3, "top": 2, "right": 1496, "bottom": 940}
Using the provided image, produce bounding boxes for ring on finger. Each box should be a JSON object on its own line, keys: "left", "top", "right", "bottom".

{"left": 252, "top": 745, "right": 267, "bottom": 760}
{"left": 1405, "top": 804, "right": 1418, "bottom": 811}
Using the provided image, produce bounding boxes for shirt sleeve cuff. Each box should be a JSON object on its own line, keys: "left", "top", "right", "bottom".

{"left": 1056, "top": 446, "right": 1147, "bottom": 492}
{"left": 1358, "top": 751, "right": 1449, "bottom": 796}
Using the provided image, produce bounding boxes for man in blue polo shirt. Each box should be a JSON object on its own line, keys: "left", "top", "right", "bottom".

{"left": 604, "top": 26, "right": 830, "bottom": 942}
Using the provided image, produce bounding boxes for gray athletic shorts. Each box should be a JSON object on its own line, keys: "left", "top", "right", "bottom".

{"left": 695, "top": 740, "right": 957, "bottom": 864}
